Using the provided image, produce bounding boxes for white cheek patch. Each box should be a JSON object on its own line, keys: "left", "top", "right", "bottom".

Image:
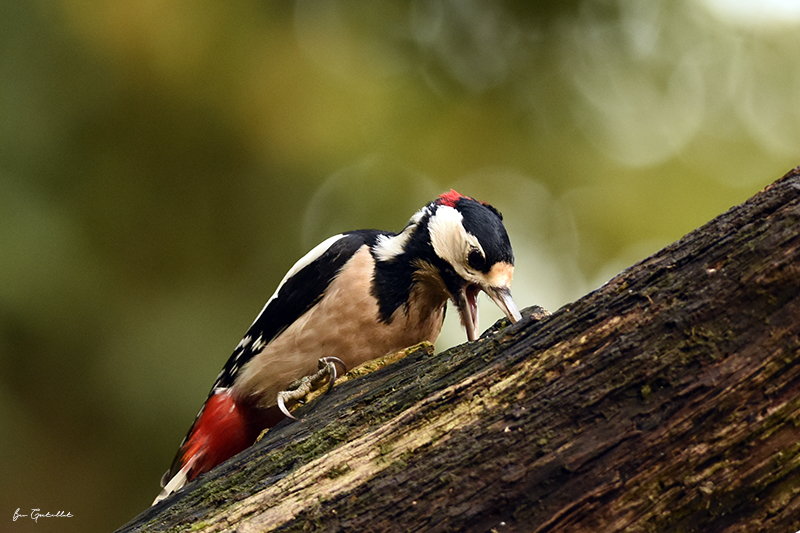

{"left": 428, "top": 206, "right": 465, "bottom": 266}
{"left": 428, "top": 206, "right": 482, "bottom": 281}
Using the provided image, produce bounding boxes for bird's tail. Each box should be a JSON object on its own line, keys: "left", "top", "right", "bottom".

{"left": 153, "top": 458, "right": 194, "bottom": 505}
{"left": 152, "top": 390, "right": 252, "bottom": 505}
{"left": 152, "top": 390, "right": 284, "bottom": 505}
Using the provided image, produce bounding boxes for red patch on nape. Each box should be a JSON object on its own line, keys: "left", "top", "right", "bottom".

{"left": 437, "top": 189, "right": 472, "bottom": 207}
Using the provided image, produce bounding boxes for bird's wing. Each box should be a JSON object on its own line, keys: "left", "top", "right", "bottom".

{"left": 211, "top": 229, "right": 386, "bottom": 391}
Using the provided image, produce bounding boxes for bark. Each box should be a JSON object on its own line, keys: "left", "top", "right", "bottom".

{"left": 117, "top": 167, "right": 800, "bottom": 533}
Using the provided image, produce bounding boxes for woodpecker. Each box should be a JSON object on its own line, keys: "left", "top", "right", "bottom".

{"left": 154, "top": 189, "right": 521, "bottom": 504}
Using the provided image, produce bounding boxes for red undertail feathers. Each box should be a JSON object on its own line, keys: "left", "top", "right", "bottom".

{"left": 173, "top": 390, "right": 283, "bottom": 485}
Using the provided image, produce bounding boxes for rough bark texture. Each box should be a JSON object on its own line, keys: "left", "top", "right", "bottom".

{"left": 118, "top": 168, "right": 800, "bottom": 533}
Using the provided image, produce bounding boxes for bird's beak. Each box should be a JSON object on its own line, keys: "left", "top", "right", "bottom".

{"left": 486, "top": 285, "right": 522, "bottom": 324}
{"left": 456, "top": 284, "right": 521, "bottom": 342}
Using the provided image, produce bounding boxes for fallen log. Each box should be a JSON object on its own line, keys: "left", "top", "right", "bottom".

{"left": 118, "top": 167, "right": 800, "bottom": 533}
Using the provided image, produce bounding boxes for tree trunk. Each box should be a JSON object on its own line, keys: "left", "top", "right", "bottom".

{"left": 118, "top": 167, "right": 800, "bottom": 533}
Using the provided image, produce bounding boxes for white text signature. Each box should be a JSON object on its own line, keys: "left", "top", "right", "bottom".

{"left": 13, "top": 508, "right": 73, "bottom": 523}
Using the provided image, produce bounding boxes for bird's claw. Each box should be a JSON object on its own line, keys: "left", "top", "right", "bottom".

{"left": 276, "top": 357, "right": 348, "bottom": 419}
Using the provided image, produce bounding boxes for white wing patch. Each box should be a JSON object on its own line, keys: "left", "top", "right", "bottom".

{"left": 373, "top": 204, "right": 430, "bottom": 262}
{"left": 237, "top": 335, "right": 252, "bottom": 349}
{"left": 374, "top": 232, "right": 411, "bottom": 262}
{"left": 252, "top": 335, "right": 267, "bottom": 351}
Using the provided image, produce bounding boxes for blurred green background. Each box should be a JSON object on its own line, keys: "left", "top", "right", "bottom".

{"left": 2, "top": 1, "right": 798, "bottom": 531}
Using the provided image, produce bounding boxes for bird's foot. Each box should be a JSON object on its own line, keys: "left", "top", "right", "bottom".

{"left": 277, "top": 357, "right": 347, "bottom": 419}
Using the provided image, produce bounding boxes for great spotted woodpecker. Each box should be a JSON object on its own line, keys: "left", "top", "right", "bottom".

{"left": 154, "top": 190, "right": 521, "bottom": 504}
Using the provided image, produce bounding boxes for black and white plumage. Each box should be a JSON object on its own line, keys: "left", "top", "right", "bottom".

{"left": 154, "top": 190, "right": 521, "bottom": 504}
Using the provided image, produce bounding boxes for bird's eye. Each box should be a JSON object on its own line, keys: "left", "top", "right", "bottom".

{"left": 468, "top": 249, "right": 485, "bottom": 271}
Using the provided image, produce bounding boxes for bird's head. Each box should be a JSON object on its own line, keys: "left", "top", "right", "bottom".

{"left": 425, "top": 189, "right": 521, "bottom": 340}
{"left": 374, "top": 189, "right": 521, "bottom": 341}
